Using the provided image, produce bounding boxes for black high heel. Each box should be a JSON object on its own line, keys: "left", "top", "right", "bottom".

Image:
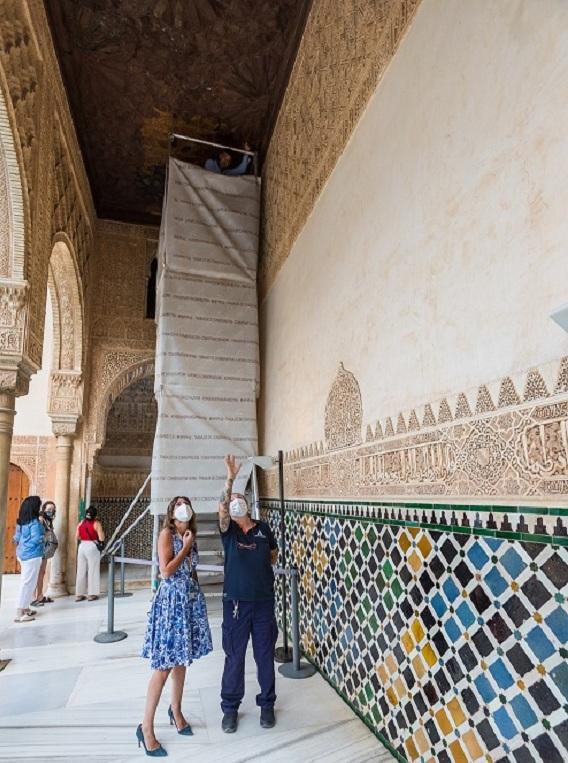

{"left": 136, "top": 724, "right": 167, "bottom": 757}
{"left": 168, "top": 705, "right": 193, "bottom": 736}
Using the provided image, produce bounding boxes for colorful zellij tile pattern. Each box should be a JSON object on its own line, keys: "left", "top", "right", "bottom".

{"left": 264, "top": 502, "right": 568, "bottom": 763}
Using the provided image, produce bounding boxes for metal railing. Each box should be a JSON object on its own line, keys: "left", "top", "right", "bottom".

{"left": 93, "top": 553, "right": 315, "bottom": 680}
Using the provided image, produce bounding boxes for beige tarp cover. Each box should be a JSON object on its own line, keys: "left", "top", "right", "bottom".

{"left": 151, "top": 158, "right": 260, "bottom": 515}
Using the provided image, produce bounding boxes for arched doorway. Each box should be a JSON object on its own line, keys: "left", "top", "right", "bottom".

{"left": 2, "top": 464, "right": 30, "bottom": 574}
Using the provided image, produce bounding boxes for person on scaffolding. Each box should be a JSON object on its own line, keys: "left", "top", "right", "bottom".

{"left": 218, "top": 454, "right": 279, "bottom": 733}
{"left": 204, "top": 142, "right": 252, "bottom": 175}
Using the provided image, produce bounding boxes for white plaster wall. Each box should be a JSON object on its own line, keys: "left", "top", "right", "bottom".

{"left": 14, "top": 291, "right": 53, "bottom": 436}
{"left": 260, "top": 0, "right": 568, "bottom": 454}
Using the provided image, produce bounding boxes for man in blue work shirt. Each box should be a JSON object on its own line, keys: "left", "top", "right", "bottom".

{"left": 204, "top": 142, "right": 252, "bottom": 176}
{"left": 218, "top": 454, "right": 278, "bottom": 733}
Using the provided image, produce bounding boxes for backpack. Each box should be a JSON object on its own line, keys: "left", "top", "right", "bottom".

{"left": 43, "top": 528, "right": 58, "bottom": 559}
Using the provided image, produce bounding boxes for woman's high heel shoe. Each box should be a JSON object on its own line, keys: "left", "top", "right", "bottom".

{"left": 136, "top": 724, "right": 167, "bottom": 757}
{"left": 168, "top": 705, "right": 193, "bottom": 736}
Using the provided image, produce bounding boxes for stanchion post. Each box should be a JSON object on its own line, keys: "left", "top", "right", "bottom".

{"left": 94, "top": 554, "right": 128, "bottom": 643}
{"left": 279, "top": 567, "right": 316, "bottom": 679}
{"left": 115, "top": 537, "right": 133, "bottom": 598}
{"left": 275, "top": 450, "right": 292, "bottom": 663}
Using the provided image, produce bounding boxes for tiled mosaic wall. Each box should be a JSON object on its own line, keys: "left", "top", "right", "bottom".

{"left": 264, "top": 500, "right": 568, "bottom": 763}
{"left": 93, "top": 497, "right": 152, "bottom": 560}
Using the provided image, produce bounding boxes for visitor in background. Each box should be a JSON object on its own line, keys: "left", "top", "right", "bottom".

{"left": 13, "top": 495, "right": 45, "bottom": 623}
{"left": 31, "top": 500, "right": 57, "bottom": 607}
{"left": 218, "top": 455, "right": 279, "bottom": 733}
{"left": 204, "top": 142, "right": 252, "bottom": 175}
{"left": 75, "top": 506, "right": 104, "bottom": 602}
{"left": 138, "top": 496, "right": 212, "bottom": 756}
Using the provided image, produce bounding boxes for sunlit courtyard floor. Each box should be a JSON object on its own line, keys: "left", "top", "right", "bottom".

{"left": 0, "top": 574, "right": 391, "bottom": 763}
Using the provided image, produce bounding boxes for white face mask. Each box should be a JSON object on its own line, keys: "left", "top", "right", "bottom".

{"left": 174, "top": 504, "right": 193, "bottom": 522}
{"left": 229, "top": 497, "right": 248, "bottom": 518}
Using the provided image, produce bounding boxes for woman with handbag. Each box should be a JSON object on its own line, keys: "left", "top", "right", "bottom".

{"left": 75, "top": 506, "right": 105, "bottom": 601}
{"left": 31, "top": 501, "right": 58, "bottom": 607}
{"left": 13, "top": 495, "right": 45, "bottom": 622}
{"left": 137, "top": 496, "right": 212, "bottom": 756}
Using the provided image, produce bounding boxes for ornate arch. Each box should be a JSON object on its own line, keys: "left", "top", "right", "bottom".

{"left": 93, "top": 357, "right": 155, "bottom": 459}
{"left": 0, "top": 73, "right": 27, "bottom": 280}
{"left": 46, "top": 235, "right": 85, "bottom": 432}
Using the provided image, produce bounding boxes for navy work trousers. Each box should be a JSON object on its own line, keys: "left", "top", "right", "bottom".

{"left": 220, "top": 598, "right": 278, "bottom": 714}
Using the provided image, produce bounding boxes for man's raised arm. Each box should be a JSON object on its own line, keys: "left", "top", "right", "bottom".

{"left": 219, "top": 454, "right": 239, "bottom": 532}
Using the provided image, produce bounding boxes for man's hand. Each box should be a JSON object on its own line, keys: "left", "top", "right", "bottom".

{"left": 224, "top": 454, "right": 240, "bottom": 481}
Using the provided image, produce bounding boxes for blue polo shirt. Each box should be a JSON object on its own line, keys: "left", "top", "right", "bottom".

{"left": 220, "top": 520, "right": 277, "bottom": 602}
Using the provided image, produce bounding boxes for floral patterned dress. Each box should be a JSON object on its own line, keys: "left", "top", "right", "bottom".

{"left": 142, "top": 532, "right": 213, "bottom": 670}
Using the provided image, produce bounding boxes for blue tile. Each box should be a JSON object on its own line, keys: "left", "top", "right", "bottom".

{"left": 431, "top": 592, "right": 447, "bottom": 617}
{"left": 485, "top": 568, "right": 508, "bottom": 597}
{"left": 526, "top": 626, "right": 555, "bottom": 662}
{"left": 489, "top": 658, "right": 514, "bottom": 689}
{"left": 468, "top": 541, "right": 489, "bottom": 570}
{"left": 510, "top": 694, "right": 538, "bottom": 729}
{"left": 550, "top": 661, "right": 568, "bottom": 701}
{"left": 499, "top": 547, "right": 527, "bottom": 579}
{"left": 444, "top": 617, "right": 461, "bottom": 643}
{"left": 493, "top": 707, "right": 518, "bottom": 739}
{"left": 545, "top": 607, "right": 568, "bottom": 645}
{"left": 443, "top": 578, "right": 460, "bottom": 603}
{"left": 475, "top": 673, "right": 497, "bottom": 703}
{"left": 456, "top": 601, "right": 475, "bottom": 629}
{"left": 485, "top": 538, "right": 504, "bottom": 553}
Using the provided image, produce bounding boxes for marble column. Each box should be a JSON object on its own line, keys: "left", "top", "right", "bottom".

{"left": 47, "top": 433, "right": 74, "bottom": 597}
{"left": 0, "top": 391, "right": 16, "bottom": 605}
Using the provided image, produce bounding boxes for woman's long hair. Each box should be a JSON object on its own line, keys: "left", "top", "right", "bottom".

{"left": 17, "top": 495, "right": 41, "bottom": 526}
{"left": 163, "top": 496, "right": 197, "bottom": 536}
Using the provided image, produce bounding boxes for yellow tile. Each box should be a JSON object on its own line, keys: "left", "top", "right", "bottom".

{"left": 408, "top": 551, "right": 422, "bottom": 572}
{"left": 418, "top": 535, "right": 432, "bottom": 558}
{"left": 386, "top": 654, "right": 397, "bottom": 675}
{"left": 534, "top": 612, "right": 543, "bottom": 623}
{"left": 435, "top": 708, "right": 452, "bottom": 736}
{"left": 411, "top": 619, "right": 425, "bottom": 643}
{"left": 517, "top": 679, "right": 525, "bottom": 690}
{"left": 462, "top": 729, "right": 484, "bottom": 760}
{"left": 412, "top": 654, "right": 426, "bottom": 679}
{"left": 409, "top": 527, "right": 420, "bottom": 538}
{"left": 401, "top": 631, "right": 415, "bottom": 654}
{"left": 394, "top": 676, "right": 406, "bottom": 699}
{"left": 449, "top": 740, "right": 468, "bottom": 763}
{"left": 422, "top": 642, "right": 438, "bottom": 667}
{"left": 511, "top": 581, "right": 519, "bottom": 592}
{"left": 386, "top": 687, "right": 398, "bottom": 706}
{"left": 537, "top": 664, "right": 546, "bottom": 675}
{"left": 404, "top": 737, "right": 419, "bottom": 761}
{"left": 399, "top": 532, "right": 411, "bottom": 552}
{"left": 377, "top": 664, "right": 389, "bottom": 685}
{"left": 447, "top": 697, "right": 466, "bottom": 726}
{"left": 415, "top": 727, "right": 429, "bottom": 754}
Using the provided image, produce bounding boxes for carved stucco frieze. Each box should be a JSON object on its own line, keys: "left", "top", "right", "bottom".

{"left": 48, "top": 370, "right": 83, "bottom": 418}
{"left": 0, "top": 279, "right": 28, "bottom": 355}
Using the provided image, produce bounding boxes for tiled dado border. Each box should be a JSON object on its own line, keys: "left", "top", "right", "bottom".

{"left": 260, "top": 358, "right": 568, "bottom": 501}
{"left": 261, "top": 499, "right": 568, "bottom": 548}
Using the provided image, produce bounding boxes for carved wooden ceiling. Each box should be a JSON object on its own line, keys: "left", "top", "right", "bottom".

{"left": 46, "top": 0, "right": 311, "bottom": 224}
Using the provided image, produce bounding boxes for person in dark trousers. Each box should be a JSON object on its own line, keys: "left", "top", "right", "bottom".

{"left": 219, "top": 454, "right": 278, "bottom": 733}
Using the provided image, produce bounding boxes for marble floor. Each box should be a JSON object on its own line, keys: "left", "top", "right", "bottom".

{"left": 0, "top": 575, "right": 392, "bottom": 763}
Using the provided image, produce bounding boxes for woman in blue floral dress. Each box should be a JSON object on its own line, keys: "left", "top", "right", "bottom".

{"left": 138, "top": 496, "right": 212, "bottom": 756}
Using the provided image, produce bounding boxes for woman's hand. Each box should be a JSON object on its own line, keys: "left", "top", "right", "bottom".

{"left": 182, "top": 530, "right": 194, "bottom": 551}
{"left": 224, "top": 454, "right": 240, "bottom": 481}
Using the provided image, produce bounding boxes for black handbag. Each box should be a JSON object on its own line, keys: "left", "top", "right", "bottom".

{"left": 83, "top": 520, "right": 105, "bottom": 554}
